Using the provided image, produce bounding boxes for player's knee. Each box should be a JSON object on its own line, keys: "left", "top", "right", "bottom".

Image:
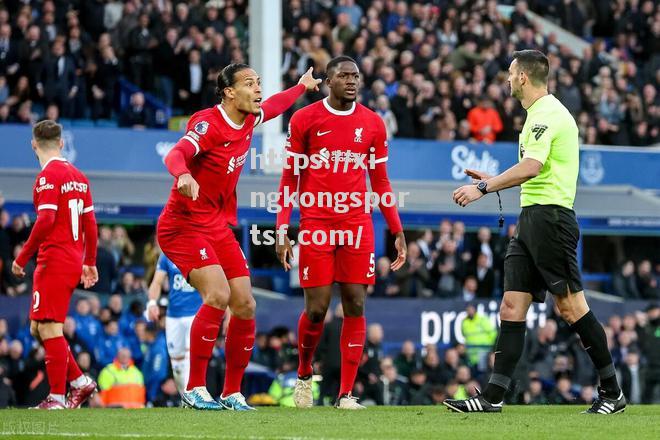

{"left": 231, "top": 296, "right": 256, "bottom": 319}
{"left": 500, "top": 296, "right": 524, "bottom": 321}
{"left": 343, "top": 295, "right": 365, "bottom": 317}
{"left": 556, "top": 303, "right": 578, "bottom": 324}
{"left": 202, "top": 286, "right": 230, "bottom": 309}
{"left": 305, "top": 306, "right": 327, "bottom": 323}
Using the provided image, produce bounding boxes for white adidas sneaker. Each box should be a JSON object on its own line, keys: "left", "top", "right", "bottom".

{"left": 294, "top": 377, "right": 314, "bottom": 408}
{"left": 335, "top": 394, "right": 365, "bottom": 410}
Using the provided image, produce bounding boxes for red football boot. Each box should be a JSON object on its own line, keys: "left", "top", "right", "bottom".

{"left": 32, "top": 396, "right": 66, "bottom": 410}
{"left": 66, "top": 378, "right": 97, "bottom": 409}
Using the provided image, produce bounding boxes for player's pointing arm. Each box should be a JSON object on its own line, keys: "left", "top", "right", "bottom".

{"left": 258, "top": 67, "right": 321, "bottom": 124}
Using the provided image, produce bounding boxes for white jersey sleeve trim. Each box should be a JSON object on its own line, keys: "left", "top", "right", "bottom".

{"left": 253, "top": 108, "right": 265, "bottom": 127}
{"left": 38, "top": 204, "right": 58, "bottom": 211}
{"left": 82, "top": 205, "right": 94, "bottom": 213}
{"left": 182, "top": 135, "right": 201, "bottom": 156}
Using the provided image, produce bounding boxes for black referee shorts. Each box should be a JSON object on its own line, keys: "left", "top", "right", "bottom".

{"left": 504, "top": 204, "right": 583, "bottom": 303}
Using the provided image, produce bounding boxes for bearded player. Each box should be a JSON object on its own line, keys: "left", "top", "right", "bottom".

{"left": 158, "top": 64, "right": 320, "bottom": 410}
{"left": 275, "top": 56, "right": 407, "bottom": 409}
{"left": 12, "top": 120, "right": 99, "bottom": 409}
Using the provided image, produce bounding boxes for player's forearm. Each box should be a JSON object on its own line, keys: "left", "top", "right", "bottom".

{"left": 147, "top": 283, "right": 161, "bottom": 301}
{"left": 369, "top": 163, "right": 403, "bottom": 234}
{"left": 82, "top": 212, "right": 98, "bottom": 266}
{"left": 261, "top": 84, "right": 306, "bottom": 123}
{"left": 164, "top": 142, "right": 196, "bottom": 177}
{"left": 276, "top": 156, "right": 299, "bottom": 230}
{"left": 484, "top": 159, "right": 541, "bottom": 193}
{"left": 15, "top": 210, "right": 57, "bottom": 267}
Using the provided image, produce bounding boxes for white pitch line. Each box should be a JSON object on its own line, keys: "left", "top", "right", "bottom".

{"left": 0, "top": 433, "right": 356, "bottom": 440}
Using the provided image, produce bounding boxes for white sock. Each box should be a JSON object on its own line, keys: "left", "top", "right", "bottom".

{"left": 171, "top": 357, "right": 189, "bottom": 395}
{"left": 50, "top": 393, "right": 66, "bottom": 405}
{"left": 70, "top": 375, "right": 89, "bottom": 388}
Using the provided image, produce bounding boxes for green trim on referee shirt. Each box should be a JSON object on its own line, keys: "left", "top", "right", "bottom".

{"left": 519, "top": 94, "right": 579, "bottom": 209}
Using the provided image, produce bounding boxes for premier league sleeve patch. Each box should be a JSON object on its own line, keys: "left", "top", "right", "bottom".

{"left": 194, "top": 121, "right": 209, "bottom": 135}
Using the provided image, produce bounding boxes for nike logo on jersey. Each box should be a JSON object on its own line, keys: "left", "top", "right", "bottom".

{"left": 348, "top": 343, "right": 363, "bottom": 348}
{"left": 366, "top": 272, "right": 375, "bottom": 278}
{"left": 201, "top": 336, "right": 217, "bottom": 342}
{"left": 224, "top": 142, "right": 231, "bottom": 147}
{"left": 244, "top": 346, "right": 254, "bottom": 351}
{"left": 316, "top": 130, "right": 332, "bottom": 136}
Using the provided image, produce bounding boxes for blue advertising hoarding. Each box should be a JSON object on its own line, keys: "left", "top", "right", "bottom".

{"left": 0, "top": 124, "right": 658, "bottom": 189}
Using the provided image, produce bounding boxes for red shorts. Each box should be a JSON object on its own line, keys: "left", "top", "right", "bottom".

{"left": 30, "top": 266, "right": 80, "bottom": 323}
{"left": 157, "top": 217, "right": 249, "bottom": 280}
{"left": 298, "top": 214, "right": 375, "bottom": 288}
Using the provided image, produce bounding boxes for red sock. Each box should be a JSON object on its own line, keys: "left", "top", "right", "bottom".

{"left": 297, "top": 312, "right": 324, "bottom": 378}
{"left": 188, "top": 304, "right": 225, "bottom": 390}
{"left": 339, "top": 316, "right": 366, "bottom": 396}
{"left": 222, "top": 317, "right": 255, "bottom": 397}
{"left": 43, "top": 336, "right": 69, "bottom": 395}
{"left": 66, "top": 344, "right": 83, "bottom": 383}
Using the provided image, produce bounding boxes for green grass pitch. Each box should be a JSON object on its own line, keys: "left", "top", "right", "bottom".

{"left": 1, "top": 406, "right": 659, "bottom": 439}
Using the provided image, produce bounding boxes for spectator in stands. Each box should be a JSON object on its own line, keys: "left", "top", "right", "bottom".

{"left": 473, "top": 252, "right": 495, "bottom": 298}
{"left": 393, "top": 340, "right": 420, "bottom": 380}
{"left": 370, "top": 256, "right": 399, "bottom": 297}
{"left": 127, "top": 13, "right": 157, "bottom": 91}
{"left": 90, "top": 45, "right": 121, "bottom": 120}
{"left": 395, "top": 241, "right": 431, "bottom": 297}
{"left": 466, "top": 97, "right": 503, "bottom": 143}
{"left": 98, "top": 347, "right": 145, "bottom": 408}
{"left": 461, "top": 304, "right": 497, "bottom": 370}
{"left": 548, "top": 375, "right": 575, "bottom": 404}
{"left": 3, "top": 244, "right": 34, "bottom": 296}
{"left": 119, "top": 92, "right": 154, "bottom": 129}
{"left": 375, "top": 95, "right": 397, "bottom": 139}
{"left": 619, "top": 350, "right": 644, "bottom": 404}
{"left": 37, "top": 38, "right": 78, "bottom": 118}
{"left": 613, "top": 260, "right": 641, "bottom": 299}
{"left": 142, "top": 323, "right": 168, "bottom": 403}
{"left": 177, "top": 49, "right": 205, "bottom": 115}
{"left": 637, "top": 260, "right": 660, "bottom": 299}
{"left": 375, "top": 358, "right": 407, "bottom": 406}
{"left": 430, "top": 239, "right": 465, "bottom": 298}
{"left": 461, "top": 276, "right": 478, "bottom": 302}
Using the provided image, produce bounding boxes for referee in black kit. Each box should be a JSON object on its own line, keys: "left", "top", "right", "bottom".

{"left": 444, "top": 50, "right": 626, "bottom": 415}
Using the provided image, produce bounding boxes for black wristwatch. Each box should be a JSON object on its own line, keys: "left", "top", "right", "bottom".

{"left": 477, "top": 181, "right": 488, "bottom": 195}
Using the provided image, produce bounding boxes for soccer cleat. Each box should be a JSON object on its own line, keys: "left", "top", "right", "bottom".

{"left": 66, "top": 377, "right": 97, "bottom": 409}
{"left": 181, "top": 387, "right": 224, "bottom": 410}
{"left": 31, "top": 396, "right": 67, "bottom": 410}
{"left": 443, "top": 389, "right": 503, "bottom": 413}
{"left": 335, "top": 394, "right": 366, "bottom": 410}
{"left": 582, "top": 389, "right": 626, "bottom": 415}
{"left": 218, "top": 392, "right": 256, "bottom": 411}
{"left": 293, "top": 377, "right": 314, "bottom": 408}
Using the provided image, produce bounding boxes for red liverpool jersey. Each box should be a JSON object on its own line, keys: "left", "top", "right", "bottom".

{"left": 284, "top": 98, "right": 389, "bottom": 222}
{"left": 162, "top": 105, "right": 264, "bottom": 229}
{"left": 29, "top": 157, "right": 94, "bottom": 270}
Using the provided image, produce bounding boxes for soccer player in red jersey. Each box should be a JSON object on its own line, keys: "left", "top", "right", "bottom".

{"left": 11, "top": 120, "right": 99, "bottom": 409}
{"left": 275, "top": 56, "right": 407, "bottom": 409}
{"left": 158, "top": 63, "right": 321, "bottom": 410}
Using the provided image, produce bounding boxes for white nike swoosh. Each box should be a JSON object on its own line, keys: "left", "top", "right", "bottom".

{"left": 244, "top": 346, "right": 254, "bottom": 351}
{"left": 316, "top": 130, "right": 331, "bottom": 136}
{"left": 366, "top": 272, "right": 374, "bottom": 278}
{"left": 348, "top": 343, "right": 363, "bottom": 348}
{"left": 551, "top": 280, "right": 563, "bottom": 286}
{"left": 201, "top": 336, "right": 217, "bottom": 342}
{"left": 493, "top": 351, "right": 502, "bottom": 354}
{"left": 301, "top": 344, "right": 312, "bottom": 349}
{"left": 224, "top": 142, "right": 231, "bottom": 147}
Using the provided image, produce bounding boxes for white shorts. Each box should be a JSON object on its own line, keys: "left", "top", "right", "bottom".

{"left": 165, "top": 315, "right": 194, "bottom": 359}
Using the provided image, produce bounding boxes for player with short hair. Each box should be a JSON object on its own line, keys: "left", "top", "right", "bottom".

{"left": 146, "top": 253, "right": 203, "bottom": 395}
{"left": 158, "top": 63, "right": 320, "bottom": 410}
{"left": 446, "top": 50, "right": 625, "bottom": 414}
{"left": 12, "top": 120, "right": 99, "bottom": 409}
{"left": 275, "top": 56, "right": 407, "bottom": 410}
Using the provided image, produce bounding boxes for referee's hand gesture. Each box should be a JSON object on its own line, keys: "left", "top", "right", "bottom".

{"left": 453, "top": 184, "right": 484, "bottom": 207}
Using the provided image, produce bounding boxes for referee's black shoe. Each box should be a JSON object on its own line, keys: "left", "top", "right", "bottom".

{"left": 443, "top": 389, "right": 503, "bottom": 413}
{"left": 582, "top": 389, "right": 626, "bottom": 415}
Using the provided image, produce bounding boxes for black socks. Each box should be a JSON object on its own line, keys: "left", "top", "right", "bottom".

{"left": 482, "top": 320, "right": 527, "bottom": 403}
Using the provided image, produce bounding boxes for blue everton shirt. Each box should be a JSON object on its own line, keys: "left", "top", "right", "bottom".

{"left": 156, "top": 254, "right": 202, "bottom": 318}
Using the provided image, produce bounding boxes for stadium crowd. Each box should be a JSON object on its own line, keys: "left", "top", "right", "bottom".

{"left": 0, "top": 0, "right": 657, "bottom": 145}
{"left": 1, "top": 295, "right": 659, "bottom": 408}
